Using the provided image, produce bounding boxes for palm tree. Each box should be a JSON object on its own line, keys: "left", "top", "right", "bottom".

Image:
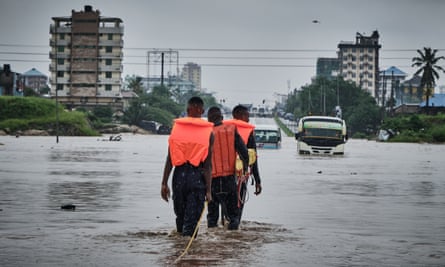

{"left": 411, "top": 47, "right": 445, "bottom": 109}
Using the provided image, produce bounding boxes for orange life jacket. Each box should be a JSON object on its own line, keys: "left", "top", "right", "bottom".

{"left": 168, "top": 117, "right": 213, "bottom": 167}
{"left": 211, "top": 123, "right": 237, "bottom": 178}
{"left": 224, "top": 119, "right": 255, "bottom": 144}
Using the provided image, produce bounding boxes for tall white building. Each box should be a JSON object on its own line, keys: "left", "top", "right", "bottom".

{"left": 49, "top": 5, "right": 124, "bottom": 110}
{"left": 337, "top": 31, "right": 381, "bottom": 99}
{"left": 181, "top": 62, "right": 201, "bottom": 91}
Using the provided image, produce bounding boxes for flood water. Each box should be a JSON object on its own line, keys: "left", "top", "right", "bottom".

{"left": 1, "top": 132, "right": 445, "bottom": 266}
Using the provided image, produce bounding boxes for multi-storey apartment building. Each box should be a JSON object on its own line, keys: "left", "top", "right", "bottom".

{"left": 337, "top": 31, "right": 381, "bottom": 99}
{"left": 181, "top": 62, "right": 201, "bottom": 91}
{"left": 49, "top": 5, "right": 124, "bottom": 110}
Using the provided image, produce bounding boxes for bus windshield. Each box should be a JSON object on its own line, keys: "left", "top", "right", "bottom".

{"left": 303, "top": 128, "right": 342, "bottom": 139}
{"left": 302, "top": 120, "right": 343, "bottom": 139}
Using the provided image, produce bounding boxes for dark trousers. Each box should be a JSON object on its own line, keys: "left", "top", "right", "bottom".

{"left": 172, "top": 164, "right": 206, "bottom": 236}
{"left": 238, "top": 181, "right": 247, "bottom": 222}
{"left": 207, "top": 175, "right": 240, "bottom": 229}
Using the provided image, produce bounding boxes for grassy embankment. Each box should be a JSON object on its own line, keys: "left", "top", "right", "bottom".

{"left": 274, "top": 116, "right": 294, "bottom": 137}
{"left": 0, "top": 96, "right": 99, "bottom": 136}
{"left": 380, "top": 113, "right": 445, "bottom": 143}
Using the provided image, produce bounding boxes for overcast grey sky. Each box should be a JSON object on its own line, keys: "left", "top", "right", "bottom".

{"left": 1, "top": 0, "right": 444, "bottom": 107}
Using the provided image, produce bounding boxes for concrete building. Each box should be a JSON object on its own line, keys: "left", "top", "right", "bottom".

{"left": 316, "top": 58, "right": 340, "bottom": 80}
{"left": 49, "top": 5, "right": 124, "bottom": 110}
{"left": 400, "top": 75, "right": 423, "bottom": 104}
{"left": 0, "top": 64, "right": 23, "bottom": 96}
{"left": 142, "top": 75, "right": 196, "bottom": 94}
{"left": 22, "top": 68, "right": 48, "bottom": 93}
{"left": 379, "top": 66, "right": 407, "bottom": 107}
{"left": 181, "top": 62, "right": 201, "bottom": 91}
{"left": 337, "top": 31, "right": 381, "bottom": 99}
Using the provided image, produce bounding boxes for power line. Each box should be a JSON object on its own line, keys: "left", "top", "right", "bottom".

{"left": 1, "top": 43, "right": 444, "bottom": 52}
{"left": 0, "top": 51, "right": 424, "bottom": 61}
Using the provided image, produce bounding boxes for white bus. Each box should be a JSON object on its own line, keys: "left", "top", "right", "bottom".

{"left": 295, "top": 116, "right": 347, "bottom": 155}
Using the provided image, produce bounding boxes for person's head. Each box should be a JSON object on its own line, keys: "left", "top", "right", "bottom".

{"left": 187, "top": 96, "right": 205, "bottom": 118}
{"left": 232, "top": 105, "right": 250, "bottom": 122}
{"left": 207, "top": 106, "right": 223, "bottom": 124}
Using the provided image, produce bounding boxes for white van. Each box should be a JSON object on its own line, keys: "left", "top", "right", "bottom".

{"left": 254, "top": 125, "right": 281, "bottom": 148}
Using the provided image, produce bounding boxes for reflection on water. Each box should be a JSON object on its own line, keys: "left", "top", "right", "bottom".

{"left": 113, "top": 221, "right": 297, "bottom": 267}
{"left": 47, "top": 181, "right": 121, "bottom": 211}
{"left": 1, "top": 136, "right": 445, "bottom": 266}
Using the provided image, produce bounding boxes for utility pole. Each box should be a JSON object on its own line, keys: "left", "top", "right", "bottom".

{"left": 161, "top": 52, "right": 164, "bottom": 87}
{"left": 147, "top": 49, "right": 179, "bottom": 92}
{"left": 54, "top": 21, "right": 59, "bottom": 143}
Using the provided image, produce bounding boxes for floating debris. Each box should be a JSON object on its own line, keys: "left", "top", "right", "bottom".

{"left": 61, "top": 204, "right": 76, "bottom": 210}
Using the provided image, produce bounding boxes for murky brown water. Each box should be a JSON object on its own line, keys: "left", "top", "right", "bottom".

{"left": 1, "top": 131, "right": 444, "bottom": 266}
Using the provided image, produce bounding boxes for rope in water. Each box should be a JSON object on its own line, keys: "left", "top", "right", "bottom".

{"left": 174, "top": 200, "right": 208, "bottom": 263}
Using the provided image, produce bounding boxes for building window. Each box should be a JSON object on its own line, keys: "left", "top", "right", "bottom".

{"left": 106, "top": 59, "right": 112, "bottom": 65}
{"left": 60, "top": 33, "right": 65, "bottom": 40}
{"left": 57, "top": 46, "right": 64, "bottom": 52}
{"left": 106, "top": 46, "right": 112, "bottom": 53}
{"left": 57, "top": 84, "right": 63, "bottom": 91}
{"left": 105, "top": 84, "right": 112, "bottom": 91}
{"left": 57, "top": 71, "right": 64, "bottom": 77}
{"left": 108, "top": 34, "right": 113, "bottom": 40}
{"left": 57, "top": 58, "right": 64, "bottom": 65}
{"left": 106, "top": 72, "right": 112, "bottom": 78}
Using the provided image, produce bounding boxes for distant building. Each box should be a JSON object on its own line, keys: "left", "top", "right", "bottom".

{"left": 419, "top": 93, "right": 445, "bottom": 114}
{"left": 22, "top": 68, "right": 48, "bottom": 93}
{"left": 0, "top": 64, "right": 23, "bottom": 96}
{"left": 379, "top": 66, "right": 407, "bottom": 107}
{"left": 337, "top": 31, "right": 381, "bottom": 98}
{"left": 400, "top": 75, "right": 423, "bottom": 104}
{"left": 50, "top": 5, "right": 124, "bottom": 110}
{"left": 141, "top": 75, "right": 196, "bottom": 94}
{"left": 316, "top": 58, "right": 340, "bottom": 79}
{"left": 181, "top": 62, "right": 201, "bottom": 91}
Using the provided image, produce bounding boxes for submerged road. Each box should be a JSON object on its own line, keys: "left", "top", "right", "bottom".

{"left": 0, "top": 134, "right": 444, "bottom": 266}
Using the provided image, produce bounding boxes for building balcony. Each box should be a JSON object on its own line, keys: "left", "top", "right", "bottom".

{"left": 98, "top": 26, "right": 124, "bottom": 34}
{"left": 98, "top": 39, "right": 124, "bottom": 47}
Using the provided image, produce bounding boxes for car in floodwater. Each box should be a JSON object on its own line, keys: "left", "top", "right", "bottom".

{"left": 254, "top": 124, "right": 281, "bottom": 148}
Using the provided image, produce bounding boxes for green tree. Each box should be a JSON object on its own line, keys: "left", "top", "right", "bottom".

{"left": 121, "top": 98, "right": 150, "bottom": 126}
{"left": 285, "top": 76, "right": 382, "bottom": 136}
{"left": 124, "top": 75, "right": 144, "bottom": 95}
{"left": 92, "top": 106, "right": 113, "bottom": 123}
{"left": 411, "top": 47, "right": 445, "bottom": 109}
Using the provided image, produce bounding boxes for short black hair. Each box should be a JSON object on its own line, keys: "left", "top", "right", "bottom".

{"left": 232, "top": 104, "right": 248, "bottom": 118}
{"left": 188, "top": 96, "right": 204, "bottom": 108}
{"left": 207, "top": 106, "right": 222, "bottom": 123}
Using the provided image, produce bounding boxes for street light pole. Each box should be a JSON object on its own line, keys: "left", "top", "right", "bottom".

{"left": 54, "top": 20, "right": 59, "bottom": 143}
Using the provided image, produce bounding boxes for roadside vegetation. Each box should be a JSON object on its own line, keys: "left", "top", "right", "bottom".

{"left": 0, "top": 81, "right": 219, "bottom": 136}
{"left": 0, "top": 96, "right": 98, "bottom": 136}
{"left": 380, "top": 114, "right": 445, "bottom": 143}
{"left": 285, "top": 76, "right": 381, "bottom": 138}
{"left": 283, "top": 46, "right": 445, "bottom": 143}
